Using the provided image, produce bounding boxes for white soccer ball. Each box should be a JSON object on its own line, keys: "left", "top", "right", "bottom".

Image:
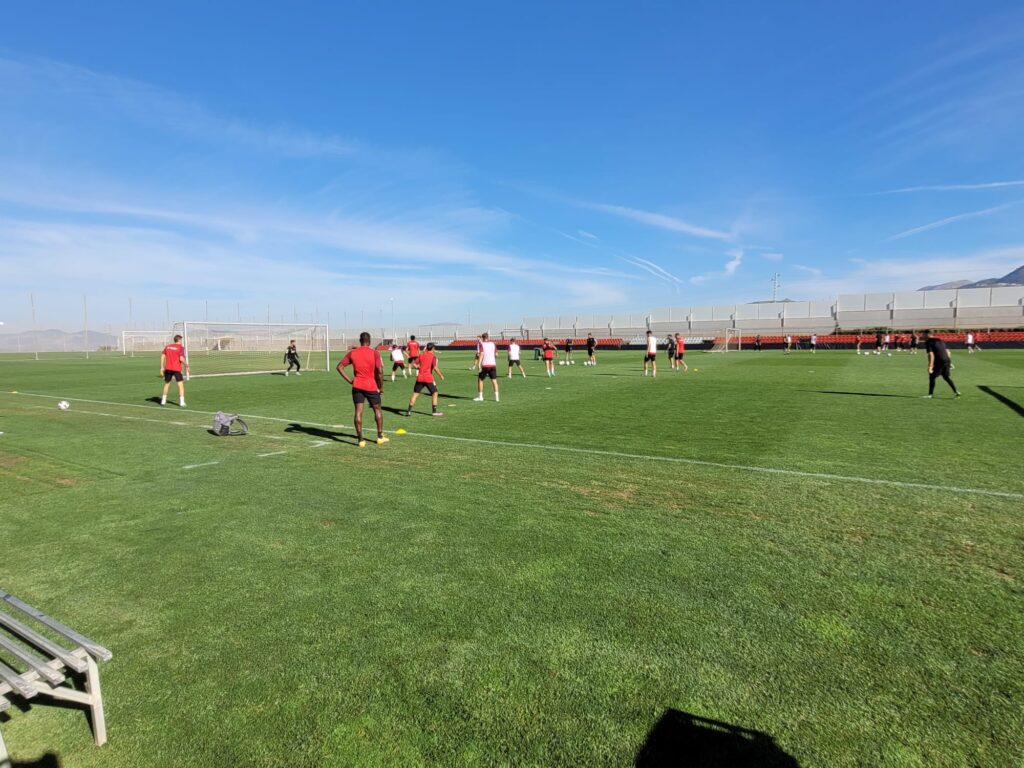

{"left": 887, "top": 352, "right": 892, "bottom": 357}
{"left": 57, "top": 400, "right": 70, "bottom": 410}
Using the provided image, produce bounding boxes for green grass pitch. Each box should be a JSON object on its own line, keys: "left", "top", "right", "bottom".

{"left": 1, "top": 349, "right": 1022, "bottom": 767}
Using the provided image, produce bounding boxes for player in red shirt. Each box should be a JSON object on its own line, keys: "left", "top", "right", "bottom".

{"left": 673, "top": 333, "right": 688, "bottom": 372}
{"left": 337, "top": 331, "right": 388, "bottom": 448}
{"left": 406, "top": 335, "right": 420, "bottom": 370}
{"left": 159, "top": 334, "right": 191, "bottom": 407}
{"left": 405, "top": 343, "right": 445, "bottom": 416}
{"left": 542, "top": 337, "right": 557, "bottom": 377}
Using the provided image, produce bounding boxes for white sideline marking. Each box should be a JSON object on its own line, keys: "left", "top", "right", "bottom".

{"left": 309, "top": 440, "right": 330, "bottom": 448}
{"left": 5, "top": 390, "right": 1022, "bottom": 501}
{"left": 183, "top": 461, "right": 220, "bottom": 470}
{"left": 257, "top": 451, "right": 288, "bottom": 458}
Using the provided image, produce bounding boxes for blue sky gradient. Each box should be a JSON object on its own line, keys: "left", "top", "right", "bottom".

{"left": 2, "top": 1, "right": 1024, "bottom": 329}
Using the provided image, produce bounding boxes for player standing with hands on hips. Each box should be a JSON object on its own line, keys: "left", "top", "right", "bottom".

{"left": 923, "top": 331, "right": 961, "bottom": 399}
{"left": 160, "top": 334, "right": 190, "bottom": 407}
{"left": 337, "top": 332, "right": 389, "bottom": 448}
{"left": 473, "top": 333, "right": 500, "bottom": 402}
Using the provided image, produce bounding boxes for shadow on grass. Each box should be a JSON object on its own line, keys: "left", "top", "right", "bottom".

{"left": 978, "top": 385, "right": 1024, "bottom": 418}
{"left": 9, "top": 754, "right": 62, "bottom": 768}
{"left": 381, "top": 406, "right": 408, "bottom": 416}
{"left": 798, "top": 389, "right": 917, "bottom": 399}
{"left": 284, "top": 423, "right": 360, "bottom": 445}
{"left": 635, "top": 709, "right": 799, "bottom": 767}
{"left": 438, "top": 393, "right": 474, "bottom": 400}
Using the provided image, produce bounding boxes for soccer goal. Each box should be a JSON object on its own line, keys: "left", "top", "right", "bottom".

{"left": 709, "top": 328, "right": 742, "bottom": 353}
{"left": 174, "top": 322, "right": 330, "bottom": 377}
{"left": 121, "top": 330, "right": 174, "bottom": 356}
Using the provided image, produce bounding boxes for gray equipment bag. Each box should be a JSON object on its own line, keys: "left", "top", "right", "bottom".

{"left": 213, "top": 411, "right": 249, "bottom": 436}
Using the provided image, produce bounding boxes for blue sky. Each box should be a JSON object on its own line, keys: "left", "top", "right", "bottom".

{"left": 2, "top": 1, "right": 1024, "bottom": 330}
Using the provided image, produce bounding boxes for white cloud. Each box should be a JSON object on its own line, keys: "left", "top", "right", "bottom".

{"left": 794, "top": 264, "right": 822, "bottom": 276}
{"left": 577, "top": 229, "right": 599, "bottom": 240}
{"left": 723, "top": 249, "right": 743, "bottom": 276}
{"left": 886, "top": 201, "right": 1022, "bottom": 240}
{"left": 880, "top": 180, "right": 1024, "bottom": 194}
{"left": 580, "top": 201, "right": 732, "bottom": 241}
{"left": 760, "top": 252, "right": 784, "bottom": 262}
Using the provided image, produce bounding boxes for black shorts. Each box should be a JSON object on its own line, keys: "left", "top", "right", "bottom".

{"left": 413, "top": 381, "right": 437, "bottom": 395}
{"left": 644, "top": 353, "right": 657, "bottom": 362}
{"left": 352, "top": 388, "right": 382, "bottom": 406}
{"left": 508, "top": 358, "right": 520, "bottom": 366}
{"left": 931, "top": 361, "right": 951, "bottom": 376}
{"left": 392, "top": 362, "right": 405, "bottom": 370}
{"left": 675, "top": 352, "right": 685, "bottom": 360}
{"left": 478, "top": 367, "right": 497, "bottom": 380}
{"left": 163, "top": 370, "right": 183, "bottom": 382}
{"left": 408, "top": 356, "right": 419, "bottom": 364}
{"left": 587, "top": 348, "right": 596, "bottom": 355}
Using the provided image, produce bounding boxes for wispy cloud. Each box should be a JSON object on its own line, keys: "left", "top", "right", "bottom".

{"left": 688, "top": 249, "right": 744, "bottom": 284}
{"left": 761, "top": 252, "right": 784, "bottom": 262}
{"left": 794, "top": 264, "right": 822, "bottom": 276}
{"left": 879, "top": 180, "right": 1024, "bottom": 194}
{"left": 577, "top": 229, "right": 599, "bottom": 241}
{"left": 885, "top": 200, "right": 1022, "bottom": 240}
{"left": 620, "top": 255, "right": 684, "bottom": 286}
{"left": 723, "top": 249, "right": 743, "bottom": 276}
{"left": 580, "top": 201, "right": 732, "bottom": 241}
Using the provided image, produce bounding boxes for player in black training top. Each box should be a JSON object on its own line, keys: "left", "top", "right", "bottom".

{"left": 922, "top": 331, "right": 960, "bottom": 398}
{"left": 284, "top": 339, "right": 301, "bottom": 376}
{"left": 586, "top": 333, "right": 597, "bottom": 365}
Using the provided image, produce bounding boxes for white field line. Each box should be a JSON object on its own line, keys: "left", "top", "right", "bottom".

{"left": 5, "top": 391, "right": 1022, "bottom": 501}
{"left": 257, "top": 451, "right": 288, "bottom": 458}
{"left": 183, "top": 461, "right": 220, "bottom": 470}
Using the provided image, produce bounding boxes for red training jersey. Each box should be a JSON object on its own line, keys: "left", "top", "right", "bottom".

{"left": 162, "top": 343, "right": 185, "bottom": 371}
{"left": 417, "top": 351, "right": 437, "bottom": 384}
{"left": 675, "top": 335, "right": 684, "bottom": 352}
{"left": 543, "top": 342, "right": 555, "bottom": 360}
{"left": 340, "top": 346, "right": 382, "bottom": 391}
{"left": 407, "top": 340, "right": 420, "bottom": 358}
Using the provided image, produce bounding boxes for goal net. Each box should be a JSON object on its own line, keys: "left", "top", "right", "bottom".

{"left": 122, "top": 330, "right": 175, "bottom": 356}
{"left": 709, "top": 328, "right": 742, "bottom": 353}
{"left": 174, "top": 322, "right": 329, "bottom": 377}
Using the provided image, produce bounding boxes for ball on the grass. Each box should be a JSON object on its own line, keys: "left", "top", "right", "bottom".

{"left": 558, "top": 360, "right": 565, "bottom": 366}
{"left": 57, "top": 400, "right": 70, "bottom": 410}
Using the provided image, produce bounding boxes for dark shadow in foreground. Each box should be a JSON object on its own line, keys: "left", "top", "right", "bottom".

{"left": 438, "top": 393, "right": 474, "bottom": 400}
{"left": 978, "top": 385, "right": 1024, "bottom": 418}
{"left": 284, "top": 422, "right": 360, "bottom": 445}
{"left": 9, "top": 755, "right": 62, "bottom": 768}
{"left": 799, "top": 389, "right": 917, "bottom": 399}
{"left": 635, "top": 709, "right": 799, "bottom": 768}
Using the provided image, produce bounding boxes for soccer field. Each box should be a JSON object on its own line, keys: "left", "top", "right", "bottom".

{"left": 1, "top": 349, "right": 1022, "bottom": 767}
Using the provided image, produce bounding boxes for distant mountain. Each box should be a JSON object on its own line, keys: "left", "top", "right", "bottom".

{"left": 918, "top": 279, "right": 971, "bottom": 291}
{"left": 0, "top": 328, "right": 118, "bottom": 353}
{"left": 919, "top": 264, "right": 1024, "bottom": 291}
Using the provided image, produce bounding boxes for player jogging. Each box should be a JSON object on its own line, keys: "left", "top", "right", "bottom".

{"left": 337, "top": 332, "right": 388, "bottom": 448}
{"left": 874, "top": 331, "right": 883, "bottom": 355}
{"left": 585, "top": 333, "right": 597, "bottom": 365}
{"left": 665, "top": 334, "right": 676, "bottom": 367}
{"left": 910, "top": 331, "right": 919, "bottom": 355}
{"left": 542, "top": 338, "right": 557, "bottom": 376}
{"left": 564, "top": 337, "right": 574, "bottom": 364}
{"left": 643, "top": 330, "right": 658, "bottom": 376}
{"left": 966, "top": 331, "right": 977, "bottom": 354}
{"left": 406, "top": 335, "right": 420, "bottom": 370}
{"left": 674, "top": 333, "right": 688, "bottom": 372}
{"left": 389, "top": 344, "right": 408, "bottom": 381}
{"left": 406, "top": 342, "right": 444, "bottom": 416}
{"left": 855, "top": 334, "right": 862, "bottom": 354}
{"left": 473, "top": 332, "right": 499, "bottom": 401}
{"left": 922, "top": 331, "right": 961, "bottom": 399}
{"left": 284, "top": 339, "right": 302, "bottom": 376}
{"left": 784, "top": 334, "right": 793, "bottom": 354}
{"left": 810, "top": 334, "right": 817, "bottom": 354}
{"left": 160, "top": 334, "right": 190, "bottom": 407}
{"left": 507, "top": 338, "right": 526, "bottom": 378}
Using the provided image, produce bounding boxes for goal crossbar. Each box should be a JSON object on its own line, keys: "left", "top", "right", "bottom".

{"left": 176, "top": 321, "right": 330, "bottom": 377}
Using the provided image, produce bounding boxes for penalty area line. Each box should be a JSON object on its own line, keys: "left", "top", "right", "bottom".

{"left": 183, "top": 461, "right": 220, "bottom": 470}
{"left": 6, "top": 390, "right": 1021, "bottom": 501}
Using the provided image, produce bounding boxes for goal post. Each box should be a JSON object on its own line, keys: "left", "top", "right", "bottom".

{"left": 709, "top": 328, "right": 742, "bottom": 353}
{"left": 174, "top": 322, "right": 330, "bottom": 377}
